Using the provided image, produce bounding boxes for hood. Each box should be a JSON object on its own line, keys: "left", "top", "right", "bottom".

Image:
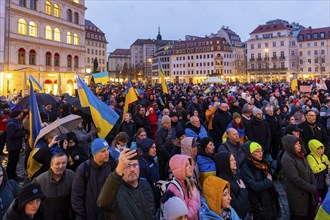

{"left": 308, "top": 139, "right": 324, "bottom": 157}
{"left": 0, "top": 165, "right": 8, "bottom": 189}
{"left": 169, "top": 154, "right": 192, "bottom": 180}
{"left": 181, "top": 137, "right": 196, "bottom": 159}
{"left": 203, "top": 176, "right": 230, "bottom": 216}
{"left": 139, "top": 137, "right": 155, "bottom": 153}
{"left": 215, "top": 152, "right": 232, "bottom": 176}
{"left": 281, "top": 135, "right": 305, "bottom": 155}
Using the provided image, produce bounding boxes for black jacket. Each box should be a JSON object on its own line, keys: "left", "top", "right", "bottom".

{"left": 6, "top": 119, "right": 24, "bottom": 151}
{"left": 133, "top": 114, "right": 152, "bottom": 137}
{"left": 118, "top": 120, "right": 136, "bottom": 147}
{"left": 246, "top": 117, "right": 271, "bottom": 153}
{"left": 212, "top": 109, "right": 232, "bottom": 143}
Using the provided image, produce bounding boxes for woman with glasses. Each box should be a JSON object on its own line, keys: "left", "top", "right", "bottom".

{"left": 281, "top": 135, "right": 317, "bottom": 220}
{"left": 240, "top": 141, "right": 280, "bottom": 220}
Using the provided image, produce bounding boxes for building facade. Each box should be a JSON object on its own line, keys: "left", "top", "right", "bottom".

{"left": 85, "top": 19, "right": 108, "bottom": 75}
{"left": 151, "top": 44, "right": 173, "bottom": 84}
{"left": 1, "top": 0, "right": 86, "bottom": 96}
{"left": 247, "top": 19, "right": 304, "bottom": 82}
{"left": 108, "top": 48, "right": 131, "bottom": 82}
{"left": 297, "top": 27, "right": 330, "bottom": 79}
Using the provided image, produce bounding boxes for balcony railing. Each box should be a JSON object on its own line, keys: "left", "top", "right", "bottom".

{"left": 257, "top": 58, "right": 262, "bottom": 61}
{"left": 272, "top": 56, "right": 277, "bottom": 60}
{"left": 248, "top": 67, "right": 288, "bottom": 72}
{"left": 280, "top": 56, "right": 285, "bottom": 60}
{"left": 249, "top": 58, "right": 255, "bottom": 61}
{"left": 264, "top": 57, "right": 270, "bottom": 61}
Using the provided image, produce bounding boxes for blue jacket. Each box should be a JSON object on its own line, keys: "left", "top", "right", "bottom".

{"left": 185, "top": 124, "right": 208, "bottom": 140}
{"left": 200, "top": 197, "right": 240, "bottom": 220}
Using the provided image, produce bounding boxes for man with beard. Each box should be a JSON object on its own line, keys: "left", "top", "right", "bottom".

{"left": 97, "top": 149, "right": 155, "bottom": 220}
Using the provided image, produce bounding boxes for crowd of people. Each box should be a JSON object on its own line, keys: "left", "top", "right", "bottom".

{"left": 0, "top": 79, "right": 330, "bottom": 220}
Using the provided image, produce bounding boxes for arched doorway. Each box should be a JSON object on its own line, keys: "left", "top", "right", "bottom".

{"left": 44, "top": 79, "right": 53, "bottom": 94}
{"left": 66, "top": 79, "right": 74, "bottom": 95}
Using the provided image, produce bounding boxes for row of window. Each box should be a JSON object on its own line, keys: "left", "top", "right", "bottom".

{"left": 299, "top": 41, "right": 326, "bottom": 48}
{"left": 255, "top": 32, "right": 283, "bottom": 40}
{"left": 174, "top": 45, "right": 230, "bottom": 55}
{"left": 87, "top": 49, "right": 105, "bottom": 56}
{"left": 174, "top": 40, "right": 226, "bottom": 49}
{"left": 250, "top": 40, "right": 293, "bottom": 49}
{"left": 299, "top": 58, "right": 326, "bottom": 65}
{"left": 18, "top": 48, "right": 79, "bottom": 68}
{"left": 301, "top": 67, "right": 326, "bottom": 72}
{"left": 45, "top": 1, "right": 79, "bottom": 24}
{"left": 18, "top": 0, "right": 36, "bottom": 10}
{"left": 299, "top": 50, "right": 326, "bottom": 56}
{"left": 172, "top": 69, "right": 232, "bottom": 75}
{"left": 86, "top": 41, "right": 106, "bottom": 48}
{"left": 86, "top": 33, "right": 106, "bottom": 41}
{"left": 298, "top": 32, "right": 330, "bottom": 41}
{"left": 86, "top": 58, "right": 105, "bottom": 64}
{"left": 250, "top": 62, "right": 286, "bottom": 69}
{"left": 18, "top": 18, "right": 80, "bottom": 45}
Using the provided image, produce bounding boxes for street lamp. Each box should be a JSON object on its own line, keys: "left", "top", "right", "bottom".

{"left": 5, "top": 74, "right": 11, "bottom": 96}
{"left": 264, "top": 48, "right": 270, "bottom": 83}
{"left": 86, "top": 68, "right": 91, "bottom": 74}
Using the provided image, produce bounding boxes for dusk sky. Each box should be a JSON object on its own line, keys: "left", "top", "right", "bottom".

{"left": 85, "top": 0, "right": 330, "bottom": 53}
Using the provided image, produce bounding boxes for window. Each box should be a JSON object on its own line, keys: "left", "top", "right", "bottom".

{"left": 18, "top": 18, "right": 27, "bottom": 35}
{"left": 314, "top": 50, "right": 318, "bottom": 55}
{"left": 67, "top": 32, "right": 72, "bottom": 44}
{"left": 54, "top": 53, "right": 60, "bottom": 67}
{"left": 45, "top": 52, "right": 52, "bottom": 66}
{"left": 280, "top": 41, "right": 284, "bottom": 46}
{"left": 73, "top": 0, "right": 79, "bottom": 3}
{"left": 273, "top": 52, "right": 276, "bottom": 57}
{"left": 87, "top": 49, "right": 90, "bottom": 54}
{"left": 29, "top": 21, "right": 37, "bottom": 37}
{"left": 315, "top": 58, "right": 318, "bottom": 63}
{"left": 320, "top": 32, "right": 325, "bottom": 38}
{"left": 257, "top": 43, "right": 261, "bottom": 49}
{"left": 299, "top": 43, "right": 302, "bottom": 48}
{"left": 292, "top": 41, "right": 296, "bottom": 46}
{"left": 29, "top": 50, "right": 36, "bottom": 65}
{"left": 30, "top": 0, "right": 36, "bottom": 10}
{"left": 46, "top": 1, "right": 52, "bottom": 15}
{"left": 291, "top": 50, "right": 295, "bottom": 56}
{"left": 18, "top": 48, "right": 26, "bottom": 64}
{"left": 54, "top": 4, "right": 60, "bottom": 18}
{"left": 45, "top": 25, "right": 52, "bottom": 40}
{"left": 67, "top": 55, "right": 72, "bottom": 67}
{"left": 67, "top": 9, "right": 72, "bottom": 22}
{"left": 19, "top": 0, "right": 26, "bottom": 7}
{"left": 306, "top": 34, "right": 311, "bottom": 40}
{"left": 308, "top": 67, "right": 312, "bottom": 72}
{"left": 321, "top": 49, "right": 325, "bottom": 55}
{"left": 281, "top": 62, "right": 285, "bottom": 69}
{"left": 298, "top": 35, "right": 304, "bottom": 40}
{"left": 73, "top": 33, "right": 79, "bottom": 45}
{"left": 280, "top": 51, "right": 284, "bottom": 57}
{"left": 313, "top": 33, "right": 319, "bottom": 39}
{"left": 307, "top": 51, "right": 311, "bottom": 56}
{"left": 321, "top": 42, "right": 325, "bottom": 46}
{"left": 54, "top": 28, "right": 60, "bottom": 41}
{"left": 250, "top": 44, "right": 254, "bottom": 49}
{"left": 308, "top": 59, "right": 311, "bottom": 64}
{"left": 74, "top": 12, "right": 79, "bottom": 24}
{"left": 265, "top": 42, "right": 268, "bottom": 48}
{"left": 292, "top": 62, "right": 295, "bottom": 68}
{"left": 74, "top": 56, "right": 79, "bottom": 68}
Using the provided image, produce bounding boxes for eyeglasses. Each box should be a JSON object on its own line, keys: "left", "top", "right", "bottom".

{"left": 126, "top": 163, "right": 139, "bottom": 169}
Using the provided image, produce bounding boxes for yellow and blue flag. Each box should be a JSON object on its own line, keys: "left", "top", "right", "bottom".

{"left": 92, "top": 72, "right": 109, "bottom": 84}
{"left": 315, "top": 187, "right": 330, "bottom": 219}
{"left": 123, "top": 78, "right": 138, "bottom": 120}
{"left": 29, "top": 75, "right": 43, "bottom": 91}
{"left": 27, "top": 75, "right": 42, "bottom": 179}
{"left": 204, "top": 86, "right": 214, "bottom": 95}
{"left": 76, "top": 73, "right": 119, "bottom": 138}
{"left": 291, "top": 73, "right": 298, "bottom": 91}
{"left": 158, "top": 57, "right": 168, "bottom": 94}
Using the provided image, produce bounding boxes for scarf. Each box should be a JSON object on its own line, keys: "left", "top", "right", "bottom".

{"left": 221, "top": 208, "right": 232, "bottom": 220}
{"left": 247, "top": 157, "right": 270, "bottom": 175}
{"left": 297, "top": 151, "right": 305, "bottom": 160}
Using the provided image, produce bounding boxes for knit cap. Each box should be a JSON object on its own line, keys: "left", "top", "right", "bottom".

{"left": 139, "top": 137, "right": 155, "bottom": 153}
{"left": 91, "top": 138, "right": 109, "bottom": 155}
{"left": 18, "top": 183, "right": 45, "bottom": 211}
{"left": 249, "top": 142, "right": 262, "bottom": 153}
{"left": 252, "top": 108, "right": 263, "bottom": 116}
{"left": 162, "top": 191, "right": 188, "bottom": 220}
{"left": 162, "top": 115, "right": 171, "bottom": 123}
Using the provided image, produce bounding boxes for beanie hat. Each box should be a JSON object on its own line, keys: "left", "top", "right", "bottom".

{"left": 18, "top": 183, "right": 45, "bottom": 211}
{"left": 249, "top": 142, "right": 262, "bottom": 153}
{"left": 162, "top": 115, "right": 171, "bottom": 124}
{"left": 176, "top": 129, "right": 186, "bottom": 139}
{"left": 242, "top": 107, "right": 252, "bottom": 114}
{"left": 169, "top": 112, "right": 178, "bottom": 118}
{"left": 163, "top": 192, "right": 188, "bottom": 220}
{"left": 91, "top": 138, "right": 109, "bottom": 155}
{"left": 233, "top": 112, "right": 241, "bottom": 120}
{"left": 293, "top": 99, "right": 299, "bottom": 105}
{"left": 200, "top": 137, "right": 212, "bottom": 150}
{"left": 252, "top": 108, "right": 263, "bottom": 116}
{"left": 139, "top": 137, "right": 155, "bottom": 153}
{"left": 10, "top": 110, "right": 22, "bottom": 118}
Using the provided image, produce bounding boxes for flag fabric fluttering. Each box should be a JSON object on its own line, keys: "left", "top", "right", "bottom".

{"left": 204, "top": 86, "right": 214, "bottom": 95}
{"left": 291, "top": 73, "right": 298, "bottom": 91}
{"left": 76, "top": 73, "right": 119, "bottom": 138}
{"left": 158, "top": 57, "right": 169, "bottom": 94}
{"left": 26, "top": 75, "right": 42, "bottom": 179}
{"left": 123, "top": 78, "right": 138, "bottom": 120}
{"left": 29, "top": 75, "right": 43, "bottom": 91}
{"left": 92, "top": 72, "right": 109, "bottom": 84}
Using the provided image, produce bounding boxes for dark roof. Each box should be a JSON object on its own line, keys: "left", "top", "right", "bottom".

{"left": 250, "top": 22, "right": 289, "bottom": 34}
{"left": 297, "top": 27, "right": 330, "bottom": 42}
{"left": 85, "top": 19, "right": 108, "bottom": 43}
{"left": 131, "top": 39, "right": 175, "bottom": 47}
{"left": 110, "top": 49, "right": 130, "bottom": 56}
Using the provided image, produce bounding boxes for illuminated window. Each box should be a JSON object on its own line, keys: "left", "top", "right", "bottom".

{"left": 29, "top": 50, "right": 36, "bottom": 65}
{"left": 29, "top": 21, "right": 37, "bottom": 37}
{"left": 18, "top": 18, "right": 27, "bottom": 35}
{"left": 46, "top": 1, "right": 52, "bottom": 15}
{"left": 46, "top": 52, "right": 52, "bottom": 66}
{"left": 54, "top": 4, "right": 60, "bottom": 18}
{"left": 67, "top": 55, "right": 72, "bottom": 67}
{"left": 54, "top": 28, "right": 60, "bottom": 41}
{"left": 54, "top": 53, "right": 60, "bottom": 67}
{"left": 18, "top": 48, "right": 26, "bottom": 64}
{"left": 74, "top": 56, "right": 79, "bottom": 68}
{"left": 73, "top": 33, "right": 79, "bottom": 45}
{"left": 67, "top": 32, "right": 72, "bottom": 44}
{"left": 45, "top": 25, "right": 52, "bottom": 40}
{"left": 73, "top": 0, "right": 79, "bottom": 3}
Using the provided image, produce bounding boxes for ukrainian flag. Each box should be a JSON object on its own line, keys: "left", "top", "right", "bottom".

{"left": 92, "top": 72, "right": 109, "bottom": 84}
{"left": 27, "top": 75, "right": 42, "bottom": 179}
{"left": 315, "top": 186, "right": 330, "bottom": 219}
{"left": 123, "top": 78, "right": 138, "bottom": 120}
{"left": 158, "top": 57, "right": 169, "bottom": 94}
{"left": 291, "top": 73, "right": 298, "bottom": 91}
{"left": 29, "top": 75, "right": 43, "bottom": 91}
{"left": 76, "top": 73, "right": 119, "bottom": 138}
{"left": 204, "top": 86, "right": 213, "bottom": 95}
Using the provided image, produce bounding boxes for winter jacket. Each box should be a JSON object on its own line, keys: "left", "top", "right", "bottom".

{"left": 168, "top": 155, "right": 201, "bottom": 220}
{"left": 3, "top": 199, "right": 44, "bottom": 220}
{"left": 185, "top": 123, "right": 208, "bottom": 140}
{"left": 246, "top": 117, "right": 271, "bottom": 153}
{"left": 218, "top": 140, "right": 245, "bottom": 169}
{"left": 33, "top": 169, "right": 75, "bottom": 220}
{"left": 226, "top": 122, "right": 246, "bottom": 141}
{"left": 0, "top": 166, "right": 19, "bottom": 219}
{"left": 6, "top": 119, "right": 24, "bottom": 151}
{"left": 72, "top": 127, "right": 95, "bottom": 156}
{"left": 240, "top": 142, "right": 278, "bottom": 220}
{"left": 215, "top": 152, "right": 251, "bottom": 219}
{"left": 97, "top": 171, "right": 155, "bottom": 220}
{"left": 212, "top": 109, "right": 232, "bottom": 144}
{"left": 133, "top": 114, "right": 152, "bottom": 137}
{"left": 196, "top": 151, "right": 216, "bottom": 186}
{"left": 205, "top": 105, "right": 217, "bottom": 130}
{"left": 200, "top": 176, "right": 240, "bottom": 220}
{"left": 281, "top": 135, "right": 317, "bottom": 217}
{"left": 118, "top": 120, "right": 135, "bottom": 147}
{"left": 71, "top": 159, "right": 112, "bottom": 220}
{"left": 307, "top": 139, "right": 330, "bottom": 174}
